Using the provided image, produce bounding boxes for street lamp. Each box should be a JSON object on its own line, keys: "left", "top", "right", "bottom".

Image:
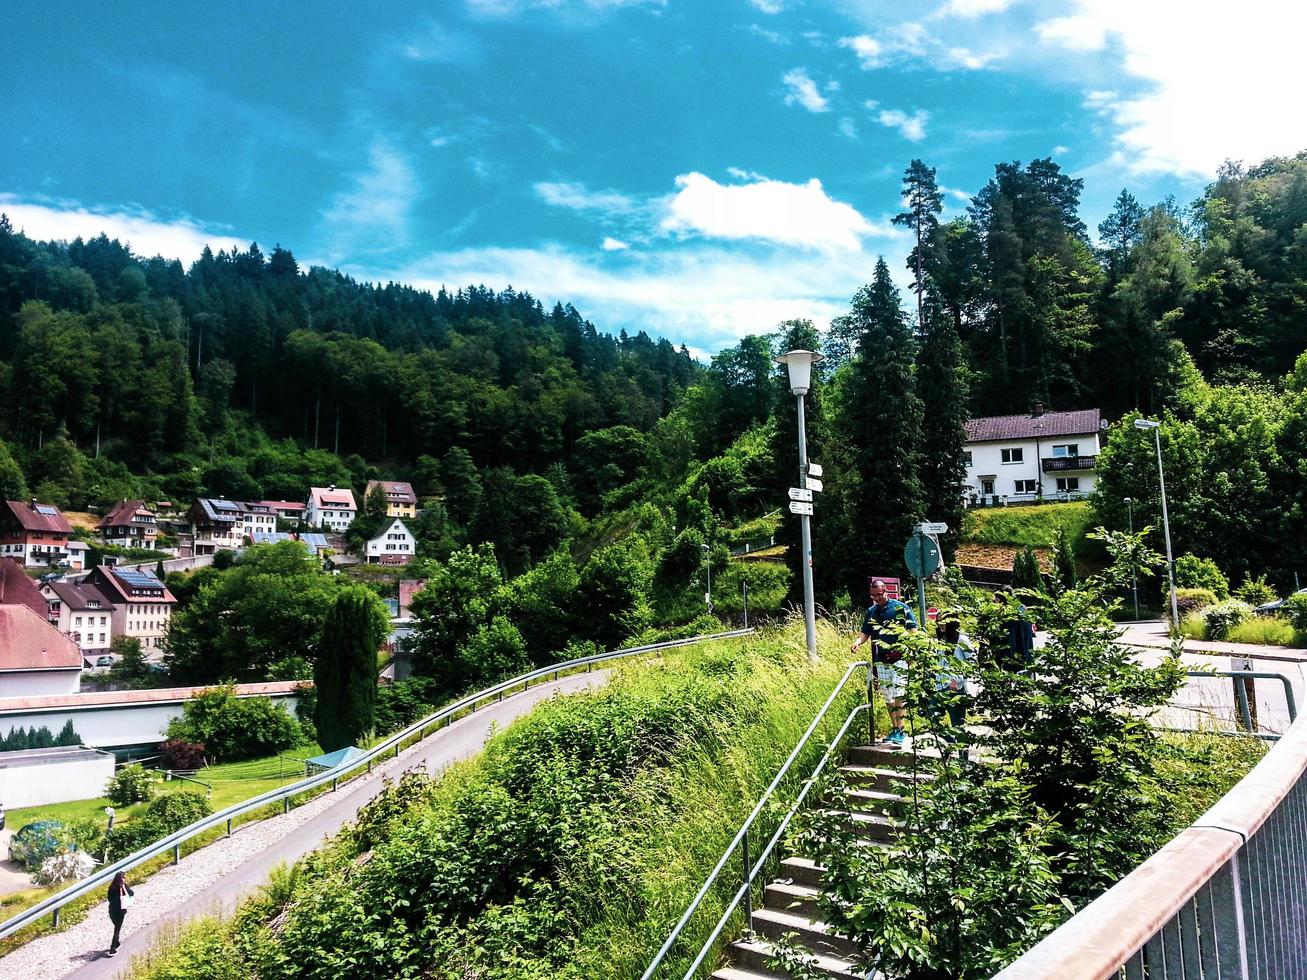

{"left": 776, "top": 349, "right": 823, "bottom": 659}
{"left": 702, "top": 541, "right": 712, "bottom": 616}
{"left": 1123, "top": 496, "right": 1139, "bottom": 620}
{"left": 1133, "top": 418, "right": 1179, "bottom": 624}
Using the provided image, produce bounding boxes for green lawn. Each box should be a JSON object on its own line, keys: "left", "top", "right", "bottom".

{"left": 962, "top": 500, "right": 1094, "bottom": 549}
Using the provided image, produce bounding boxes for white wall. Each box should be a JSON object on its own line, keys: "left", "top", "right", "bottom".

{"left": 0, "top": 670, "right": 81, "bottom": 699}
{"left": 963, "top": 431, "right": 1101, "bottom": 503}
{"left": 0, "top": 750, "right": 116, "bottom": 808}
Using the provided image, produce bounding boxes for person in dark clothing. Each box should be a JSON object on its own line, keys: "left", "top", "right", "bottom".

{"left": 106, "top": 870, "right": 133, "bottom": 956}
{"left": 851, "top": 579, "right": 918, "bottom": 745}
{"left": 994, "top": 590, "right": 1035, "bottom": 667}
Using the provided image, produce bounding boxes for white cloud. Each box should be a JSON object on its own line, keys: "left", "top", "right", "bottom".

{"left": 601, "top": 237, "right": 629, "bottom": 250}
{"left": 660, "top": 171, "right": 880, "bottom": 251}
{"left": 321, "top": 143, "right": 419, "bottom": 261}
{"left": 875, "top": 107, "right": 930, "bottom": 141}
{"left": 535, "top": 180, "right": 639, "bottom": 214}
{"left": 0, "top": 196, "right": 247, "bottom": 262}
{"left": 841, "top": 22, "right": 997, "bottom": 71}
{"left": 743, "top": 23, "right": 786, "bottom": 45}
{"left": 1037, "top": 0, "right": 1307, "bottom": 176}
{"left": 1052, "top": 144, "right": 1070, "bottom": 156}
{"left": 936, "top": 0, "right": 1016, "bottom": 16}
{"left": 838, "top": 117, "right": 858, "bottom": 139}
{"left": 945, "top": 46, "right": 1003, "bottom": 69}
{"left": 781, "top": 68, "right": 829, "bottom": 112}
{"left": 750, "top": 0, "right": 784, "bottom": 12}
{"left": 838, "top": 35, "right": 885, "bottom": 69}
{"left": 467, "top": 0, "right": 665, "bottom": 15}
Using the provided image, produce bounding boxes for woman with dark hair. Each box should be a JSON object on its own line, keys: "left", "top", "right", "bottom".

{"left": 106, "top": 870, "right": 133, "bottom": 956}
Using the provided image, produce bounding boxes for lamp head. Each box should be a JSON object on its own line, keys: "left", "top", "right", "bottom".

{"left": 775, "top": 349, "right": 823, "bottom": 395}
{"left": 1133, "top": 418, "right": 1161, "bottom": 430}
{"left": 1123, "top": 497, "right": 1132, "bottom": 505}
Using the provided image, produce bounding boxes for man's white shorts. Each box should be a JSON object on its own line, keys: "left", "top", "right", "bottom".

{"left": 875, "top": 662, "right": 906, "bottom": 702}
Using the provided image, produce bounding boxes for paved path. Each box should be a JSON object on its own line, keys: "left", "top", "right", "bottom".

{"left": 1, "top": 671, "right": 608, "bottom": 980}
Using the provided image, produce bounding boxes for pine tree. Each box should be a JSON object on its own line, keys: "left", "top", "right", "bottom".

{"left": 314, "top": 590, "right": 383, "bottom": 752}
{"left": 1012, "top": 545, "right": 1044, "bottom": 591}
{"left": 916, "top": 302, "right": 968, "bottom": 559}
{"left": 1098, "top": 189, "right": 1146, "bottom": 276}
{"left": 893, "top": 159, "right": 944, "bottom": 331}
{"left": 832, "top": 259, "right": 924, "bottom": 602}
{"left": 1054, "top": 525, "right": 1078, "bottom": 588}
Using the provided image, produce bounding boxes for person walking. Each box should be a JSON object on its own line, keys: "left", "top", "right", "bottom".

{"left": 932, "top": 615, "right": 975, "bottom": 733}
{"left": 994, "top": 590, "right": 1034, "bottom": 668}
{"left": 106, "top": 870, "right": 133, "bottom": 956}
{"left": 850, "top": 579, "right": 917, "bottom": 746}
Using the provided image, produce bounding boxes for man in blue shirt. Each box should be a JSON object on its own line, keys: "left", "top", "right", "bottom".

{"left": 850, "top": 579, "right": 918, "bottom": 746}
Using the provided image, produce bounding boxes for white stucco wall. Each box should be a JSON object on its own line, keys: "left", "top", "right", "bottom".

{"left": 0, "top": 749, "right": 116, "bottom": 808}
{"left": 963, "top": 431, "right": 1101, "bottom": 503}
{"left": 0, "top": 669, "right": 82, "bottom": 699}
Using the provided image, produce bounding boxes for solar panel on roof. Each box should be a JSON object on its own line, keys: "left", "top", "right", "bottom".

{"left": 212, "top": 500, "right": 239, "bottom": 511}
{"left": 34, "top": 505, "right": 59, "bottom": 515}
{"left": 116, "top": 569, "right": 161, "bottom": 588}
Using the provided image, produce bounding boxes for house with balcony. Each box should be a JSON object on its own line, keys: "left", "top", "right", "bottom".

{"left": 235, "top": 500, "right": 278, "bottom": 539}
{"left": 98, "top": 499, "right": 159, "bottom": 550}
{"left": 962, "top": 407, "right": 1103, "bottom": 505}
{"left": 0, "top": 499, "right": 75, "bottom": 568}
{"left": 365, "top": 480, "right": 418, "bottom": 519}
{"left": 306, "top": 486, "right": 357, "bottom": 532}
{"left": 86, "top": 565, "right": 176, "bottom": 655}
{"left": 365, "top": 519, "right": 416, "bottom": 565}
{"left": 188, "top": 497, "right": 244, "bottom": 555}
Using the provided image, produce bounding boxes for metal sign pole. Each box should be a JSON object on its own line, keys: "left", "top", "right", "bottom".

{"left": 796, "top": 392, "right": 817, "bottom": 660}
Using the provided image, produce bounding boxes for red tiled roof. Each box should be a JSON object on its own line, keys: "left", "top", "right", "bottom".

{"left": 4, "top": 500, "right": 73, "bottom": 534}
{"left": 88, "top": 566, "right": 176, "bottom": 605}
{"left": 0, "top": 680, "right": 306, "bottom": 712}
{"left": 98, "top": 499, "right": 150, "bottom": 529}
{"left": 0, "top": 559, "right": 49, "bottom": 618}
{"left": 366, "top": 480, "right": 418, "bottom": 505}
{"left": 309, "top": 487, "right": 357, "bottom": 510}
{"left": 965, "top": 409, "right": 1102, "bottom": 443}
{"left": 0, "top": 605, "right": 82, "bottom": 671}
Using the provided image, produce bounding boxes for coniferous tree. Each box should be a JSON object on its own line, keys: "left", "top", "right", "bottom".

{"left": 831, "top": 259, "right": 924, "bottom": 601}
{"left": 893, "top": 159, "right": 944, "bottom": 330}
{"left": 916, "top": 302, "right": 968, "bottom": 559}
{"left": 1012, "top": 545, "right": 1044, "bottom": 591}
{"left": 314, "top": 589, "right": 384, "bottom": 752}
{"left": 1054, "top": 525, "right": 1078, "bottom": 587}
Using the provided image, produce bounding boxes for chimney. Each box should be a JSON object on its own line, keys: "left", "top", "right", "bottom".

{"left": 30, "top": 498, "right": 37, "bottom": 509}
{"left": 1032, "top": 403, "right": 1045, "bottom": 417}
{"left": 328, "top": 484, "right": 336, "bottom": 492}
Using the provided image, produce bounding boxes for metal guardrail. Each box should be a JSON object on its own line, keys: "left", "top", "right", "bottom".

{"left": 992, "top": 704, "right": 1307, "bottom": 979}
{"left": 642, "top": 660, "right": 872, "bottom": 980}
{"left": 0, "top": 628, "right": 753, "bottom": 940}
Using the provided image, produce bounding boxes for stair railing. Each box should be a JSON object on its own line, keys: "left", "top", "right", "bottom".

{"left": 641, "top": 660, "right": 873, "bottom": 980}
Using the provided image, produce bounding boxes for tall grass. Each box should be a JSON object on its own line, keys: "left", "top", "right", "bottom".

{"left": 1179, "top": 614, "right": 1304, "bottom": 647}
{"left": 962, "top": 501, "right": 1093, "bottom": 549}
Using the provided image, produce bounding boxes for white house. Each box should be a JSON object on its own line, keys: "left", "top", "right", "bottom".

{"left": 366, "top": 519, "right": 416, "bottom": 564}
{"left": 307, "top": 486, "right": 357, "bottom": 532}
{"left": 45, "top": 580, "right": 115, "bottom": 659}
{"left": 963, "top": 407, "right": 1103, "bottom": 505}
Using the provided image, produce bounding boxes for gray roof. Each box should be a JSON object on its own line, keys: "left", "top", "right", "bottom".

{"left": 965, "top": 408, "right": 1102, "bottom": 443}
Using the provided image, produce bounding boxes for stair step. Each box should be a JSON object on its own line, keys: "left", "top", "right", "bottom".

{"left": 750, "top": 907, "right": 860, "bottom": 958}
{"left": 778, "top": 855, "right": 825, "bottom": 887}
{"left": 730, "top": 935, "right": 863, "bottom": 979}
{"left": 820, "top": 809, "right": 898, "bottom": 841}
{"left": 838, "top": 764, "right": 929, "bottom": 792}
{"left": 764, "top": 880, "right": 822, "bottom": 917}
{"left": 710, "top": 966, "right": 786, "bottom": 980}
{"left": 843, "top": 787, "right": 902, "bottom": 815}
{"left": 845, "top": 743, "right": 937, "bottom": 768}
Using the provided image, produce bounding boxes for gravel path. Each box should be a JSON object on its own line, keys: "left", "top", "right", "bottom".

{"left": 0, "top": 671, "right": 609, "bottom": 980}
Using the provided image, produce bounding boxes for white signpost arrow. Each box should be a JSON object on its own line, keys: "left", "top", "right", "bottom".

{"left": 788, "top": 487, "right": 813, "bottom": 502}
{"left": 807, "top": 462, "right": 823, "bottom": 478}
{"left": 920, "top": 521, "right": 949, "bottom": 534}
{"left": 789, "top": 500, "right": 814, "bottom": 516}
{"left": 806, "top": 477, "right": 824, "bottom": 493}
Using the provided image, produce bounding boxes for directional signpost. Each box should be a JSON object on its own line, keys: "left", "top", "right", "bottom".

{"left": 789, "top": 500, "right": 814, "bottom": 515}
{"left": 904, "top": 521, "right": 946, "bottom": 627}
{"left": 788, "top": 487, "right": 813, "bottom": 502}
{"left": 806, "top": 477, "right": 824, "bottom": 493}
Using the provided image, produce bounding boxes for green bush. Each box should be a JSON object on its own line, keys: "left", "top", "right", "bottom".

{"left": 106, "top": 763, "right": 156, "bottom": 805}
{"left": 1225, "top": 617, "right": 1299, "bottom": 647}
{"left": 104, "top": 817, "right": 166, "bottom": 863}
{"left": 1234, "top": 575, "right": 1277, "bottom": 607}
{"left": 1175, "top": 587, "right": 1219, "bottom": 615}
{"left": 145, "top": 791, "right": 213, "bottom": 833}
{"left": 1203, "top": 599, "right": 1254, "bottom": 640}
{"left": 1286, "top": 593, "right": 1307, "bottom": 633}
{"left": 1174, "top": 554, "right": 1229, "bottom": 598}
{"left": 165, "top": 685, "right": 304, "bottom": 761}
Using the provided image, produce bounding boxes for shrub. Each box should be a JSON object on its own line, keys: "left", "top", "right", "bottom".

{"left": 1234, "top": 575, "right": 1277, "bottom": 608}
{"left": 1175, "top": 588, "right": 1219, "bottom": 615}
{"left": 166, "top": 685, "right": 304, "bottom": 762}
{"left": 65, "top": 816, "right": 105, "bottom": 855}
{"left": 1174, "top": 554, "right": 1229, "bottom": 598}
{"left": 1286, "top": 593, "right": 1307, "bottom": 633}
{"left": 145, "top": 791, "right": 213, "bottom": 833}
{"left": 1225, "top": 617, "right": 1298, "bottom": 647}
{"left": 33, "top": 849, "right": 96, "bottom": 886}
{"left": 159, "top": 739, "right": 207, "bottom": 770}
{"left": 1204, "top": 599, "right": 1254, "bottom": 640}
{"left": 9, "top": 821, "right": 68, "bottom": 871}
{"left": 104, "top": 817, "right": 166, "bottom": 863}
{"left": 1179, "top": 611, "right": 1207, "bottom": 640}
{"left": 106, "top": 763, "right": 156, "bottom": 805}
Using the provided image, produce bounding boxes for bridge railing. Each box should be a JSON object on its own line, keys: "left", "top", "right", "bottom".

{"left": 0, "top": 628, "right": 753, "bottom": 941}
{"left": 992, "top": 696, "right": 1307, "bottom": 979}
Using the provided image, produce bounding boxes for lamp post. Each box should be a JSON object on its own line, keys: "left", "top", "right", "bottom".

{"left": 1123, "top": 496, "right": 1139, "bottom": 620}
{"left": 1133, "top": 419, "right": 1179, "bottom": 624}
{"left": 776, "top": 349, "right": 823, "bottom": 660}
{"left": 702, "top": 541, "right": 712, "bottom": 616}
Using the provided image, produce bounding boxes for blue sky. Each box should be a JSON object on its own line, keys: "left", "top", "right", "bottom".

{"left": 3, "top": 0, "right": 1303, "bottom": 356}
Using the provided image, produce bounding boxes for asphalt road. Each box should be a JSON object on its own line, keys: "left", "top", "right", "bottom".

{"left": 6, "top": 670, "right": 608, "bottom": 980}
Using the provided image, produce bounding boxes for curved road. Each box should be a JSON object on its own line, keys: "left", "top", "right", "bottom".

{"left": 2, "top": 671, "right": 609, "bottom": 980}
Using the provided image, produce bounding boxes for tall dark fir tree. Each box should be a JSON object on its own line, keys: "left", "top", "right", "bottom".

{"left": 916, "top": 300, "right": 969, "bottom": 558}
{"left": 893, "top": 158, "right": 944, "bottom": 331}
{"left": 314, "top": 589, "right": 383, "bottom": 752}
{"left": 833, "top": 258, "right": 924, "bottom": 602}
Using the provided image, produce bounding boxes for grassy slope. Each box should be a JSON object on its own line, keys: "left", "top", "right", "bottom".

{"left": 124, "top": 622, "right": 879, "bottom": 979}
{"left": 961, "top": 501, "right": 1093, "bottom": 549}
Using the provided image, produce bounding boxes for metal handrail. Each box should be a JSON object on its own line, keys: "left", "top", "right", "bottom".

{"left": 1176, "top": 669, "right": 1298, "bottom": 738}
{"left": 641, "top": 660, "right": 871, "bottom": 980}
{"left": 0, "top": 628, "right": 753, "bottom": 939}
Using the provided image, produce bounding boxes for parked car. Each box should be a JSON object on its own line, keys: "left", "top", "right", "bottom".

{"left": 1255, "top": 588, "right": 1307, "bottom": 613}
{"left": 95, "top": 655, "right": 115, "bottom": 667}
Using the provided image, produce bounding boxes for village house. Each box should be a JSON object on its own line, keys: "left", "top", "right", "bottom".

{"left": 236, "top": 500, "right": 278, "bottom": 539}
{"left": 188, "top": 497, "right": 244, "bottom": 554}
{"left": 365, "top": 519, "right": 416, "bottom": 564}
{"left": 45, "top": 580, "right": 115, "bottom": 659}
{"left": 257, "top": 500, "right": 306, "bottom": 524}
{"left": 0, "top": 499, "right": 76, "bottom": 568}
{"left": 365, "top": 480, "right": 418, "bottom": 519}
{"left": 0, "top": 604, "right": 83, "bottom": 697}
{"left": 98, "top": 499, "right": 159, "bottom": 550}
{"left": 0, "top": 557, "right": 51, "bottom": 620}
{"left": 962, "top": 406, "right": 1103, "bottom": 505}
{"left": 306, "top": 485, "right": 357, "bottom": 532}
{"left": 86, "top": 565, "right": 176, "bottom": 654}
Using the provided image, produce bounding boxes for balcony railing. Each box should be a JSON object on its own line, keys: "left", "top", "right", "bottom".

{"left": 1042, "top": 454, "right": 1097, "bottom": 472}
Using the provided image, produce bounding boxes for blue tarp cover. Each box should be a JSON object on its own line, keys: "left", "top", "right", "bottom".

{"left": 304, "top": 745, "right": 366, "bottom": 772}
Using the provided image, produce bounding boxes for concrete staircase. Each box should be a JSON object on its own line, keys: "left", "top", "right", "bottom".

{"left": 709, "top": 743, "right": 924, "bottom": 980}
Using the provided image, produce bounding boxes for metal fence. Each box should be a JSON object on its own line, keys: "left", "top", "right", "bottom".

{"left": 0, "top": 628, "right": 753, "bottom": 940}
{"left": 992, "top": 692, "right": 1307, "bottom": 979}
